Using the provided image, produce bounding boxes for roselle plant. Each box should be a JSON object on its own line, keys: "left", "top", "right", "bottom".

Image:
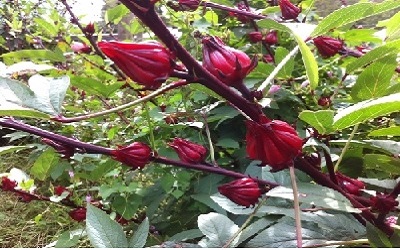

{"left": 1, "top": 0, "right": 400, "bottom": 248}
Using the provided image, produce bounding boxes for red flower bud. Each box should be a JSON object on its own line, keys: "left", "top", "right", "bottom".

{"left": 218, "top": 178, "right": 262, "bottom": 207}
{"left": 168, "top": 138, "right": 207, "bottom": 164}
{"left": 263, "top": 54, "right": 274, "bottom": 63}
{"left": 1, "top": 177, "right": 17, "bottom": 191}
{"left": 83, "top": 22, "right": 95, "bottom": 36}
{"left": 317, "top": 96, "right": 331, "bottom": 107}
{"left": 313, "top": 36, "right": 344, "bottom": 58}
{"left": 370, "top": 192, "right": 399, "bottom": 214}
{"left": 264, "top": 30, "right": 278, "bottom": 45}
{"left": 71, "top": 42, "right": 91, "bottom": 54}
{"left": 279, "top": 0, "right": 301, "bottom": 20}
{"left": 202, "top": 36, "right": 257, "bottom": 86}
{"left": 245, "top": 115, "right": 302, "bottom": 170}
{"left": 178, "top": 0, "right": 201, "bottom": 11}
{"left": 228, "top": 2, "right": 251, "bottom": 23}
{"left": 336, "top": 172, "right": 365, "bottom": 196}
{"left": 69, "top": 207, "right": 86, "bottom": 222}
{"left": 248, "top": 31, "right": 263, "bottom": 43}
{"left": 18, "top": 192, "right": 36, "bottom": 202}
{"left": 111, "top": 142, "right": 152, "bottom": 169}
{"left": 54, "top": 185, "right": 72, "bottom": 199}
{"left": 98, "top": 41, "right": 175, "bottom": 90}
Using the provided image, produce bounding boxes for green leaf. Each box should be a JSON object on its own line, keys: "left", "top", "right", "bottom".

{"left": 1, "top": 49, "right": 66, "bottom": 64}
{"left": 106, "top": 4, "right": 130, "bottom": 24}
{"left": 0, "top": 145, "right": 30, "bottom": 155}
{"left": 197, "top": 212, "right": 239, "bottom": 247}
{"left": 358, "top": 178, "right": 397, "bottom": 189}
{"left": 54, "top": 229, "right": 85, "bottom": 248}
{"left": 30, "top": 148, "right": 60, "bottom": 181}
{"left": 0, "top": 75, "right": 70, "bottom": 117}
{"left": 215, "top": 138, "right": 239, "bottom": 149}
{"left": 192, "top": 194, "right": 227, "bottom": 216}
{"left": 311, "top": 1, "right": 400, "bottom": 37}
{"left": 366, "top": 222, "right": 392, "bottom": 248}
{"left": 298, "top": 110, "right": 334, "bottom": 134}
{"left": 368, "top": 126, "right": 400, "bottom": 137}
{"left": 365, "top": 140, "right": 400, "bottom": 156}
{"left": 382, "top": 11, "right": 400, "bottom": 41}
{"left": 234, "top": 218, "right": 275, "bottom": 247}
{"left": 86, "top": 204, "right": 128, "bottom": 248}
{"left": 257, "top": 20, "right": 319, "bottom": 89}
{"left": 34, "top": 18, "right": 58, "bottom": 36}
{"left": 350, "top": 55, "right": 397, "bottom": 101}
{"left": 70, "top": 76, "right": 123, "bottom": 97}
{"left": 346, "top": 39, "right": 400, "bottom": 73}
{"left": 129, "top": 217, "right": 149, "bottom": 248}
{"left": 112, "top": 194, "right": 141, "bottom": 219}
{"left": 363, "top": 154, "right": 400, "bottom": 175}
{"left": 169, "top": 229, "right": 204, "bottom": 242}
{"left": 333, "top": 93, "right": 400, "bottom": 130}
{"left": 266, "top": 183, "right": 361, "bottom": 213}
{"left": 275, "top": 47, "right": 295, "bottom": 78}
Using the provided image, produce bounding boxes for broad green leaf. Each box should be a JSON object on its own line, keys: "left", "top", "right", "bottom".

{"left": 197, "top": 212, "right": 239, "bottom": 247}
{"left": 363, "top": 154, "right": 400, "bottom": 175}
{"left": 106, "top": 4, "right": 130, "bottom": 24}
{"left": 346, "top": 39, "right": 400, "bottom": 73}
{"left": 215, "top": 138, "right": 239, "bottom": 149}
{"left": 266, "top": 183, "right": 361, "bottom": 213}
{"left": 382, "top": 11, "right": 400, "bottom": 41}
{"left": 368, "top": 126, "right": 400, "bottom": 137}
{"left": 129, "top": 217, "right": 149, "bottom": 248}
{"left": 350, "top": 55, "right": 397, "bottom": 101}
{"left": 210, "top": 193, "right": 256, "bottom": 215}
{"left": 234, "top": 218, "right": 275, "bottom": 247}
{"left": 366, "top": 222, "right": 392, "bottom": 248}
{"left": 192, "top": 194, "right": 227, "bottom": 216}
{"left": 86, "top": 204, "right": 128, "bottom": 248}
{"left": 54, "top": 229, "right": 85, "bottom": 248}
{"left": 257, "top": 20, "right": 319, "bottom": 89}
{"left": 0, "top": 145, "right": 30, "bottom": 155}
{"left": 298, "top": 110, "right": 334, "bottom": 134}
{"left": 365, "top": 140, "right": 400, "bottom": 156}
{"left": 169, "top": 229, "right": 204, "bottom": 242}
{"left": 34, "top": 18, "right": 58, "bottom": 36}
{"left": 343, "top": 29, "right": 383, "bottom": 46}
{"left": 0, "top": 75, "right": 69, "bottom": 117}
{"left": 1, "top": 49, "right": 66, "bottom": 64}
{"left": 358, "top": 178, "right": 397, "bottom": 189}
{"left": 70, "top": 76, "right": 123, "bottom": 97}
{"left": 333, "top": 93, "right": 400, "bottom": 130}
{"left": 311, "top": 1, "right": 400, "bottom": 37}
{"left": 30, "top": 148, "right": 60, "bottom": 181}
{"left": 112, "top": 194, "right": 141, "bottom": 219}
{"left": 275, "top": 47, "right": 295, "bottom": 78}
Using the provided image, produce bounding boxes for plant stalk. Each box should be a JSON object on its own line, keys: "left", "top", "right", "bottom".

{"left": 289, "top": 165, "right": 303, "bottom": 248}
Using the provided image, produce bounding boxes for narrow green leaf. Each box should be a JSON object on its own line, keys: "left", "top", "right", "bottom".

{"left": 86, "top": 204, "right": 128, "bottom": 248}
{"left": 70, "top": 76, "right": 123, "bottom": 97}
{"left": 350, "top": 55, "right": 397, "bottom": 101}
{"left": 366, "top": 222, "right": 392, "bottom": 248}
{"left": 266, "top": 183, "right": 361, "bottom": 213}
{"left": 0, "top": 145, "right": 30, "bottom": 155}
{"left": 346, "top": 39, "right": 400, "bottom": 73}
{"left": 1, "top": 49, "right": 66, "bottom": 63}
{"left": 333, "top": 93, "right": 400, "bottom": 130}
{"left": 311, "top": 1, "right": 400, "bottom": 37}
{"left": 34, "top": 18, "right": 58, "bottom": 36}
{"left": 30, "top": 148, "right": 60, "bottom": 181}
{"left": 298, "top": 110, "right": 334, "bottom": 134}
{"left": 198, "top": 212, "right": 239, "bottom": 247}
{"left": 129, "top": 217, "right": 149, "bottom": 248}
{"left": 368, "top": 126, "right": 400, "bottom": 137}
{"left": 275, "top": 47, "right": 295, "bottom": 78}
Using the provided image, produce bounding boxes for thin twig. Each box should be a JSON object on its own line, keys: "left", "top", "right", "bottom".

{"left": 289, "top": 164, "right": 302, "bottom": 248}
{"left": 334, "top": 124, "right": 359, "bottom": 172}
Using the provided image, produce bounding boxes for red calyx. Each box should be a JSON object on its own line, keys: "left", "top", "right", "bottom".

{"left": 336, "top": 172, "right": 365, "bottom": 196}
{"left": 279, "top": 0, "right": 301, "bottom": 20}
{"left": 370, "top": 192, "right": 399, "bottom": 214}
{"left": 83, "top": 22, "right": 95, "bottom": 36}
{"left": 245, "top": 115, "right": 303, "bottom": 171}
{"left": 264, "top": 30, "right": 278, "bottom": 45}
{"left": 1, "top": 176, "right": 17, "bottom": 191}
{"left": 202, "top": 36, "right": 257, "bottom": 86}
{"left": 317, "top": 96, "right": 332, "bottom": 107}
{"left": 111, "top": 142, "right": 152, "bottom": 169}
{"left": 218, "top": 178, "right": 262, "bottom": 207}
{"left": 248, "top": 31, "right": 263, "bottom": 43}
{"left": 98, "top": 41, "right": 175, "bottom": 90}
{"left": 69, "top": 207, "right": 87, "bottom": 222}
{"left": 313, "top": 36, "right": 344, "bottom": 58}
{"left": 168, "top": 138, "right": 207, "bottom": 164}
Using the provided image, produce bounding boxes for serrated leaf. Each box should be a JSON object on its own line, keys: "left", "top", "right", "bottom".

{"left": 30, "top": 148, "right": 60, "bottom": 181}
{"left": 384, "top": 11, "right": 400, "bottom": 41}
{"left": 311, "top": 1, "right": 400, "bottom": 37}
{"left": 346, "top": 39, "right": 400, "bottom": 73}
{"left": 365, "top": 140, "right": 400, "bottom": 156}
{"left": 0, "top": 75, "right": 69, "bottom": 117}
{"left": 197, "top": 212, "right": 239, "bottom": 247}
{"left": 266, "top": 183, "right": 361, "bottom": 213}
{"left": 368, "top": 126, "right": 400, "bottom": 137}
{"left": 0, "top": 49, "right": 66, "bottom": 64}
{"left": 366, "top": 222, "right": 392, "bottom": 247}
{"left": 106, "top": 4, "right": 130, "bottom": 24}
{"left": 333, "top": 93, "right": 400, "bottom": 130}
{"left": 299, "top": 110, "right": 334, "bottom": 134}
{"left": 363, "top": 154, "right": 400, "bottom": 175}
{"left": 358, "top": 177, "right": 398, "bottom": 189}
{"left": 0, "top": 145, "right": 30, "bottom": 155}
{"left": 129, "top": 217, "right": 149, "bottom": 248}
{"left": 169, "top": 229, "right": 204, "bottom": 242}
{"left": 350, "top": 56, "right": 397, "bottom": 101}
{"left": 86, "top": 204, "right": 128, "bottom": 248}
{"left": 234, "top": 218, "right": 275, "bottom": 247}
{"left": 192, "top": 194, "right": 227, "bottom": 216}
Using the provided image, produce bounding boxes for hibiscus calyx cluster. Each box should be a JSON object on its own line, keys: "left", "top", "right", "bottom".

{"left": 168, "top": 138, "right": 207, "bottom": 164}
